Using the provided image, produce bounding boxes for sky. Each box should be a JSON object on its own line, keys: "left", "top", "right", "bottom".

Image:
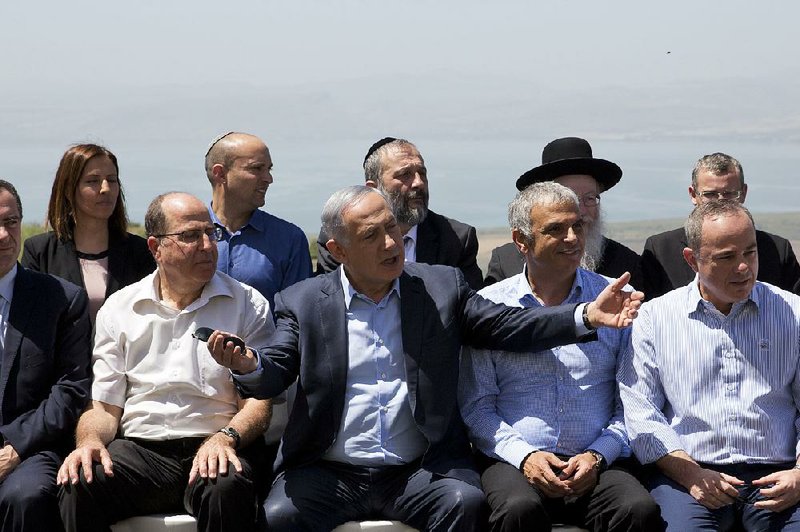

{"left": 2, "top": 1, "right": 799, "bottom": 232}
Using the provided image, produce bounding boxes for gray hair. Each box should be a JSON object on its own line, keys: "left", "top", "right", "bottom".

{"left": 321, "top": 186, "right": 385, "bottom": 244}
{"left": 691, "top": 152, "right": 745, "bottom": 189}
{"left": 508, "top": 182, "right": 580, "bottom": 242}
{"left": 684, "top": 200, "right": 754, "bottom": 253}
{"left": 144, "top": 191, "right": 184, "bottom": 236}
{"left": 363, "top": 138, "right": 417, "bottom": 183}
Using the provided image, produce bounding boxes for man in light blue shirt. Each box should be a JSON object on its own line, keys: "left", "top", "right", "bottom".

{"left": 205, "top": 131, "right": 312, "bottom": 310}
{"left": 460, "top": 182, "right": 658, "bottom": 532}
{"left": 620, "top": 201, "right": 800, "bottom": 531}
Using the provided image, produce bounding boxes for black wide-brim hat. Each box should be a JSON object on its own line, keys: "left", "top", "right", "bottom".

{"left": 515, "top": 137, "right": 623, "bottom": 192}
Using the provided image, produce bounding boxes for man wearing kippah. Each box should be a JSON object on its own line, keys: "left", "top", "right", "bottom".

{"left": 485, "top": 137, "right": 642, "bottom": 290}
{"left": 205, "top": 131, "right": 312, "bottom": 310}
{"left": 315, "top": 137, "right": 484, "bottom": 289}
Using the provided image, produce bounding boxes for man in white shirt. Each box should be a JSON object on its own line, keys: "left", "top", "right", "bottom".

{"left": 57, "top": 192, "right": 275, "bottom": 532}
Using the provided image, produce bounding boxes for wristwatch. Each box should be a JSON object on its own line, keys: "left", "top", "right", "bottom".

{"left": 586, "top": 450, "right": 606, "bottom": 472}
{"left": 218, "top": 427, "right": 241, "bottom": 449}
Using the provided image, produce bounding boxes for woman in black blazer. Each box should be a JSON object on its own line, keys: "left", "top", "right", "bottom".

{"left": 22, "top": 144, "right": 155, "bottom": 321}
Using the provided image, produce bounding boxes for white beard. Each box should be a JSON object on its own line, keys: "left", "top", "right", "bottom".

{"left": 581, "top": 211, "right": 606, "bottom": 272}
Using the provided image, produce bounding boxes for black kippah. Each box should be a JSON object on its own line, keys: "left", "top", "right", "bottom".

{"left": 363, "top": 137, "right": 398, "bottom": 168}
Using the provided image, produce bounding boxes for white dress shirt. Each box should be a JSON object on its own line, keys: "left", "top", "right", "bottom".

{"left": 92, "top": 271, "right": 274, "bottom": 440}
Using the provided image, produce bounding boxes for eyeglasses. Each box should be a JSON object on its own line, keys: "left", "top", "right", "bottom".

{"left": 697, "top": 190, "right": 742, "bottom": 202}
{"left": 153, "top": 226, "right": 223, "bottom": 245}
{"left": 580, "top": 194, "right": 601, "bottom": 207}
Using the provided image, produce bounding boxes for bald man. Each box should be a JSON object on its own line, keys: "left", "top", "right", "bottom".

{"left": 205, "top": 132, "right": 312, "bottom": 309}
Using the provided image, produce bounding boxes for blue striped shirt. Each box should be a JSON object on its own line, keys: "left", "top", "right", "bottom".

{"left": 620, "top": 280, "right": 800, "bottom": 465}
{"left": 458, "top": 269, "right": 631, "bottom": 470}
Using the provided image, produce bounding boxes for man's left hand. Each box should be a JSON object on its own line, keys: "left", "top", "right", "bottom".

{"left": 560, "top": 452, "right": 600, "bottom": 497}
{"left": 753, "top": 468, "right": 800, "bottom": 512}
{"left": 0, "top": 444, "right": 21, "bottom": 482}
{"left": 188, "top": 432, "right": 242, "bottom": 484}
{"left": 586, "top": 272, "right": 644, "bottom": 329}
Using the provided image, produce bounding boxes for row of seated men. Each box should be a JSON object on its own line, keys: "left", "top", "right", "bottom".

{"left": 0, "top": 132, "right": 798, "bottom": 532}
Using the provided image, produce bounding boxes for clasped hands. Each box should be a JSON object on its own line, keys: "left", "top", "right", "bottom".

{"left": 522, "top": 451, "right": 601, "bottom": 499}
{"left": 683, "top": 466, "right": 800, "bottom": 513}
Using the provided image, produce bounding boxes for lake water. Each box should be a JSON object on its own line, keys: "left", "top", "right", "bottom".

{"left": 4, "top": 137, "right": 799, "bottom": 235}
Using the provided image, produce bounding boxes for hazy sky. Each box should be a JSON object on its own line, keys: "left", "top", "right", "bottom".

{"left": 2, "top": 1, "right": 799, "bottom": 231}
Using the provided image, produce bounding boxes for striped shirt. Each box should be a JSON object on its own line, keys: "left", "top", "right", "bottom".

{"left": 458, "top": 269, "right": 630, "bottom": 470}
{"left": 620, "top": 280, "right": 800, "bottom": 465}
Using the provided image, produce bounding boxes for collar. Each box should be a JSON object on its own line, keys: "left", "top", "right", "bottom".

{"left": 339, "top": 266, "right": 401, "bottom": 308}
{"left": 208, "top": 203, "right": 264, "bottom": 233}
{"left": 684, "top": 274, "right": 759, "bottom": 316}
{"left": 404, "top": 224, "right": 419, "bottom": 245}
{"left": 137, "top": 270, "right": 237, "bottom": 313}
{"left": 0, "top": 264, "right": 18, "bottom": 303}
{"left": 513, "top": 265, "right": 584, "bottom": 307}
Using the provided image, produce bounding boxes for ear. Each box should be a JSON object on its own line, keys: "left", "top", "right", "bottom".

{"left": 511, "top": 229, "right": 530, "bottom": 254}
{"left": 683, "top": 247, "right": 698, "bottom": 273}
{"left": 365, "top": 180, "right": 378, "bottom": 190}
{"left": 326, "top": 238, "right": 347, "bottom": 264}
{"left": 688, "top": 185, "right": 699, "bottom": 206}
{"left": 147, "top": 235, "right": 160, "bottom": 259}
{"left": 739, "top": 183, "right": 748, "bottom": 203}
{"left": 210, "top": 163, "right": 227, "bottom": 186}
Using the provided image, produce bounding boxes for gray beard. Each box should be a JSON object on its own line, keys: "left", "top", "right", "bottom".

{"left": 581, "top": 213, "right": 606, "bottom": 272}
{"left": 381, "top": 187, "right": 429, "bottom": 228}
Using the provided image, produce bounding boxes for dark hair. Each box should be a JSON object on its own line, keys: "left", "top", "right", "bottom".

{"left": 48, "top": 144, "right": 128, "bottom": 241}
{"left": 363, "top": 138, "right": 417, "bottom": 183}
{"left": 691, "top": 152, "right": 745, "bottom": 189}
{"left": 0, "top": 180, "right": 23, "bottom": 218}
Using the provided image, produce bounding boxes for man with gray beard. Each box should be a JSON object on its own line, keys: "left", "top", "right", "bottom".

{"left": 485, "top": 137, "right": 643, "bottom": 290}
{"left": 316, "top": 137, "right": 483, "bottom": 289}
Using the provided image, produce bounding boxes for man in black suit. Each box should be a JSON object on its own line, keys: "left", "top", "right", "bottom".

{"left": 485, "top": 137, "right": 642, "bottom": 289}
{"left": 641, "top": 152, "right": 800, "bottom": 299}
{"left": 209, "top": 186, "right": 643, "bottom": 532}
{"left": 315, "top": 137, "right": 483, "bottom": 289}
{"left": 0, "top": 180, "right": 92, "bottom": 530}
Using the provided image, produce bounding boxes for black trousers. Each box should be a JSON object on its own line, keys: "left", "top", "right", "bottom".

{"left": 480, "top": 457, "right": 662, "bottom": 532}
{"left": 58, "top": 436, "right": 269, "bottom": 532}
{"left": 0, "top": 450, "right": 64, "bottom": 532}
{"left": 262, "top": 459, "right": 486, "bottom": 532}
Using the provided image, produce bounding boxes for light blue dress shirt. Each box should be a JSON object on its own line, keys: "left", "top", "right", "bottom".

{"left": 620, "top": 280, "right": 800, "bottom": 465}
{"left": 459, "top": 269, "right": 631, "bottom": 470}
{"left": 322, "top": 268, "right": 427, "bottom": 465}
{"left": 210, "top": 206, "right": 312, "bottom": 309}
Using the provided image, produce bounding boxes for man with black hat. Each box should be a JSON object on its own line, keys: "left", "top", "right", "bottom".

{"left": 315, "top": 137, "right": 484, "bottom": 289}
{"left": 484, "top": 137, "right": 643, "bottom": 290}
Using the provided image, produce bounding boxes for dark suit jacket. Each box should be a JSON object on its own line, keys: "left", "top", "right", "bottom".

{"left": 21, "top": 231, "right": 156, "bottom": 299}
{"left": 236, "top": 263, "right": 585, "bottom": 480}
{"left": 485, "top": 237, "right": 644, "bottom": 290}
{"left": 315, "top": 210, "right": 484, "bottom": 289}
{"left": 0, "top": 266, "right": 92, "bottom": 458}
{"left": 641, "top": 227, "right": 800, "bottom": 299}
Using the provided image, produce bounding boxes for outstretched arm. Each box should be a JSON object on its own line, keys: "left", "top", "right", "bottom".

{"left": 585, "top": 272, "right": 645, "bottom": 328}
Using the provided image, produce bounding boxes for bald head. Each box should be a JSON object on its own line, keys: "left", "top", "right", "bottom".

{"left": 145, "top": 191, "right": 208, "bottom": 237}
{"left": 204, "top": 132, "right": 268, "bottom": 183}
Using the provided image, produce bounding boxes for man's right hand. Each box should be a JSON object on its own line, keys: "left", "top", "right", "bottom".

{"left": 521, "top": 451, "right": 573, "bottom": 498}
{"left": 56, "top": 440, "right": 114, "bottom": 485}
{"left": 207, "top": 330, "right": 258, "bottom": 375}
{"left": 682, "top": 467, "right": 743, "bottom": 509}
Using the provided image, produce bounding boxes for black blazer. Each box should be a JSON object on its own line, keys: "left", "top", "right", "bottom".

{"left": 236, "top": 263, "right": 584, "bottom": 481}
{"left": 21, "top": 231, "right": 155, "bottom": 299}
{"left": 485, "top": 237, "right": 643, "bottom": 290}
{"left": 641, "top": 227, "right": 800, "bottom": 299}
{"left": 315, "top": 210, "right": 484, "bottom": 289}
{"left": 0, "top": 266, "right": 92, "bottom": 458}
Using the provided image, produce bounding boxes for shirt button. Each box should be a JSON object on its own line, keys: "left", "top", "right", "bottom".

{"left": 380, "top": 372, "right": 387, "bottom": 380}
{"left": 727, "top": 383, "right": 736, "bottom": 390}
{"left": 559, "top": 408, "right": 564, "bottom": 413}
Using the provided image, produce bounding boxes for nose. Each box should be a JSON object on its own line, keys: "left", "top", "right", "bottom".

{"left": 100, "top": 179, "right": 111, "bottom": 194}
{"left": 263, "top": 169, "right": 274, "bottom": 185}
{"left": 565, "top": 226, "right": 578, "bottom": 242}
{"left": 411, "top": 172, "right": 426, "bottom": 190}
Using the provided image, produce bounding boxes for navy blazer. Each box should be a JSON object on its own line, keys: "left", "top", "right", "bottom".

{"left": 0, "top": 266, "right": 92, "bottom": 458}
{"left": 21, "top": 231, "right": 156, "bottom": 299}
{"left": 237, "top": 263, "right": 583, "bottom": 480}
{"left": 315, "top": 210, "right": 484, "bottom": 289}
